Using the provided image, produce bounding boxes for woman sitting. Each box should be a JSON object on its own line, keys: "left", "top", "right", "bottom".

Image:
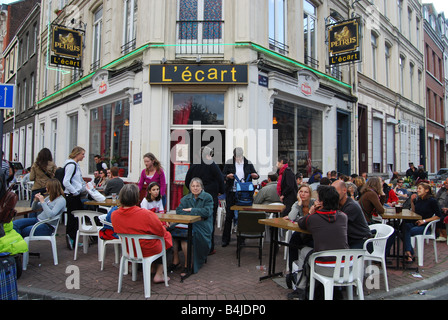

{"left": 284, "top": 184, "right": 315, "bottom": 289}
{"left": 111, "top": 184, "right": 172, "bottom": 284}
{"left": 358, "top": 177, "right": 385, "bottom": 224}
{"left": 170, "top": 177, "right": 213, "bottom": 277}
{"left": 13, "top": 179, "right": 66, "bottom": 237}
{"left": 95, "top": 169, "right": 109, "bottom": 190}
{"left": 404, "top": 182, "right": 441, "bottom": 263}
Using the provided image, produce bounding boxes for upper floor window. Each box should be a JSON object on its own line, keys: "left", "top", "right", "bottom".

{"left": 92, "top": 6, "right": 103, "bottom": 71}
{"left": 303, "top": 0, "right": 317, "bottom": 68}
{"left": 269, "top": 0, "right": 288, "bottom": 55}
{"left": 371, "top": 33, "right": 378, "bottom": 80}
{"left": 177, "top": 0, "right": 223, "bottom": 55}
{"left": 385, "top": 43, "right": 391, "bottom": 87}
{"left": 123, "top": 0, "right": 138, "bottom": 54}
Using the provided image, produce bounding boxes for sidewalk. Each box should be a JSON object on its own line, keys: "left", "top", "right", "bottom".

{"left": 13, "top": 206, "right": 448, "bottom": 300}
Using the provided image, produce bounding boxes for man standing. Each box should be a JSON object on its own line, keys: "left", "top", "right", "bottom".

{"left": 277, "top": 156, "right": 298, "bottom": 217}
{"left": 406, "top": 163, "right": 417, "bottom": 180}
{"left": 221, "top": 147, "right": 259, "bottom": 247}
{"left": 94, "top": 155, "right": 108, "bottom": 172}
{"left": 332, "top": 180, "right": 371, "bottom": 249}
{"left": 185, "top": 146, "right": 225, "bottom": 254}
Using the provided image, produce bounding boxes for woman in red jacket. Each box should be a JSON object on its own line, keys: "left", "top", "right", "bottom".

{"left": 112, "top": 184, "right": 172, "bottom": 284}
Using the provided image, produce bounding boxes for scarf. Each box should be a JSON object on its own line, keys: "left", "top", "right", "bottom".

{"left": 277, "top": 164, "right": 288, "bottom": 196}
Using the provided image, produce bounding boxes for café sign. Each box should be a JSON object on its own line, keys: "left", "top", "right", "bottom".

{"left": 51, "top": 25, "right": 83, "bottom": 68}
{"left": 149, "top": 64, "right": 248, "bottom": 84}
{"left": 328, "top": 18, "right": 361, "bottom": 65}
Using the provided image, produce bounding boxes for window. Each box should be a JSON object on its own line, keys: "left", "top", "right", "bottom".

{"left": 92, "top": 6, "right": 103, "bottom": 71}
{"left": 23, "top": 79, "right": 27, "bottom": 111}
{"left": 418, "top": 70, "right": 422, "bottom": 104}
{"left": 304, "top": 0, "right": 317, "bottom": 68}
{"left": 274, "top": 100, "right": 323, "bottom": 177}
{"left": 409, "top": 63, "right": 414, "bottom": 100}
{"left": 416, "top": 18, "right": 420, "bottom": 49}
{"left": 398, "top": 0, "right": 403, "bottom": 32}
{"left": 386, "top": 122, "right": 395, "bottom": 171}
{"left": 51, "top": 119, "right": 57, "bottom": 164}
{"left": 39, "top": 123, "right": 45, "bottom": 151}
{"left": 30, "top": 73, "right": 35, "bottom": 107}
{"left": 123, "top": 0, "right": 138, "bottom": 54}
{"left": 89, "top": 99, "right": 130, "bottom": 175}
{"left": 371, "top": 33, "right": 378, "bottom": 80}
{"left": 177, "top": 0, "right": 223, "bottom": 55}
{"left": 385, "top": 43, "right": 391, "bottom": 87}
{"left": 408, "top": 8, "right": 412, "bottom": 41}
{"left": 399, "top": 55, "right": 405, "bottom": 95}
{"left": 68, "top": 114, "right": 78, "bottom": 152}
{"left": 372, "top": 117, "right": 382, "bottom": 173}
{"left": 172, "top": 93, "right": 224, "bottom": 125}
{"left": 33, "top": 23, "right": 37, "bottom": 54}
{"left": 269, "top": 0, "right": 288, "bottom": 55}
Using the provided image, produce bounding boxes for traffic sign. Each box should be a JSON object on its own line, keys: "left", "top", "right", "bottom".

{"left": 0, "top": 84, "right": 15, "bottom": 110}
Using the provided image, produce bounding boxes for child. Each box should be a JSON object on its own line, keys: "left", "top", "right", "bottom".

{"left": 140, "top": 181, "right": 165, "bottom": 213}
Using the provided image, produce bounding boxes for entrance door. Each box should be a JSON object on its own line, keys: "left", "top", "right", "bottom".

{"left": 358, "top": 105, "right": 368, "bottom": 174}
{"left": 337, "top": 111, "right": 351, "bottom": 176}
{"left": 169, "top": 129, "right": 225, "bottom": 210}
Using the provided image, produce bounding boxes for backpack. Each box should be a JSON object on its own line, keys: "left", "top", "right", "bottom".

{"left": 0, "top": 176, "right": 18, "bottom": 224}
{"left": 234, "top": 175, "right": 255, "bottom": 206}
{"left": 55, "top": 162, "right": 76, "bottom": 191}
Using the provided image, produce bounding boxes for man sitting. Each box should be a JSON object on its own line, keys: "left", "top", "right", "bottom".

{"left": 104, "top": 166, "right": 124, "bottom": 196}
{"left": 254, "top": 172, "right": 281, "bottom": 205}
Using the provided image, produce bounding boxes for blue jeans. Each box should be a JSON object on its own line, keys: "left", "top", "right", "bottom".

{"left": 404, "top": 222, "right": 428, "bottom": 255}
{"left": 13, "top": 218, "right": 54, "bottom": 238}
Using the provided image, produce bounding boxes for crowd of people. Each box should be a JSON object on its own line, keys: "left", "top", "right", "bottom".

{"left": 4, "top": 146, "right": 447, "bottom": 295}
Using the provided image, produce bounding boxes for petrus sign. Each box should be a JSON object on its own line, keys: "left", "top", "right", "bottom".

{"left": 0, "top": 84, "right": 15, "bottom": 110}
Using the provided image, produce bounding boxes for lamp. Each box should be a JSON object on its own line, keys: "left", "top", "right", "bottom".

{"left": 124, "top": 119, "right": 130, "bottom": 127}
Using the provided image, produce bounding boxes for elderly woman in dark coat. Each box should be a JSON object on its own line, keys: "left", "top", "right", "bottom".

{"left": 171, "top": 177, "right": 214, "bottom": 276}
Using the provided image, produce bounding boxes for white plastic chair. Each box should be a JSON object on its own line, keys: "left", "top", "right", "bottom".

{"left": 363, "top": 224, "right": 395, "bottom": 292}
{"left": 217, "top": 199, "right": 226, "bottom": 229}
{"left": 117, "top": 233, "right": 169, "bottom": 299}
{"left": 22, "top": 215, "right": 61, "bottom": 270}
{"left": 98, "top": 215, "right": 120, "bottom": 271}
{"left": 72, "top": 210, "right": 102, "bottom": 261}
{"left": 411, "top": 218, "right": 439, "bottom": 267}
{"left": 309, "top": 249, "right": 365, "bottom": 300}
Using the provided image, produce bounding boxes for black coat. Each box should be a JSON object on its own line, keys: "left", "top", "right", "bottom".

{"left": 280, "top": 167, "right": 298, "bottom": 216}
{"left": 222, "top": 157, "right": 258, "bottom": 193}
{"left": 185, "top": 160, "right": 225, "bottom": 198}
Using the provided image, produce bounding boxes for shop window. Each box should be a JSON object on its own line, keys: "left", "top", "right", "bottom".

{"left": 89, "top": 99, "right": 130, "bottom": 176}
{"left": 172, "top": 93, "right": 224, "bottom": 125}
{"left": 274, "top": 100, "right": 323, "bottom": 177}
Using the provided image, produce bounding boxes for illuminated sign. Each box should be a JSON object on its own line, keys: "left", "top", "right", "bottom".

{"left": 328, "top": 18, "right": 361, "bottom": 65}
{"left": 149, "top": 64, "right": 248, "bottom": 84}
{"left": 51, "top": 25, "right": 83, "bottom": 68}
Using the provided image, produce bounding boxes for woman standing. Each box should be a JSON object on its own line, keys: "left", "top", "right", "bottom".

{"left": 64, "top": 146, "right": 86, "bottom": 250}
{"left": 138, "top": 153, "right": 167, "bottom": 206}
{"left": 172, "top": 178, "right": 214, "bottom": 276}
{"left": 13, "top": 179, "right": 66, "bottom": 237}
{"left": 358, "top": 177, "right": 385, "bottom": 224}
{"left": 29, "top": 148, "right": 57, "bottom": 205}
{"left": 404, "top": 182, "right": 441, "bottom": 263}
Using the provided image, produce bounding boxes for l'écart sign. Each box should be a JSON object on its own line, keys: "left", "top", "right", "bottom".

{"left": 149, "top": 64, "right": 248, "bottom": 84}
{"left": 328, "top": 18, "right": 361, "bottom": 65}
{"left": 50, "top": 25, "right": 84, "bottom": 68}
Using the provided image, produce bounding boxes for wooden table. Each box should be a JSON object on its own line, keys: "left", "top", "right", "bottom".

{"left": 15, "top": 207, "right": 34, "bottom": 218}
{"left": 158, "top": 213, "right": 201, "bottom": 282}
{"left": 381, "top": 209, "right": 422, "bottom": 270}
{"left": 84, "top": 199, "right": 119, "bottom": 207}
{"left": 258, "top": 218, "right": 309, "bottom": 281}
{"left": 231, "top": 204, "right": 285, "bottom": 214}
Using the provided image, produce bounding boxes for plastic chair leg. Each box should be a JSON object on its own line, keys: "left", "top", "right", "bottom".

{"left": 51, "top": 239, "right": 58, "bottom": 265}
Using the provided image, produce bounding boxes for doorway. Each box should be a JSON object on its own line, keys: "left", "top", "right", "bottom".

{"left": 337, "top": 111, "right": 351, "bottom": 176}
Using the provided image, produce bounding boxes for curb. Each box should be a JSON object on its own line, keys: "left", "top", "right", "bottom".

{"left": 365, "top": 269, "right": 448, "bottom": 300}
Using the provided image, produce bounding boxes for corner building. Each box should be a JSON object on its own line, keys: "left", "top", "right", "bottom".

{"left": 36, "top": 0, "right": 358, "bottom": 210}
